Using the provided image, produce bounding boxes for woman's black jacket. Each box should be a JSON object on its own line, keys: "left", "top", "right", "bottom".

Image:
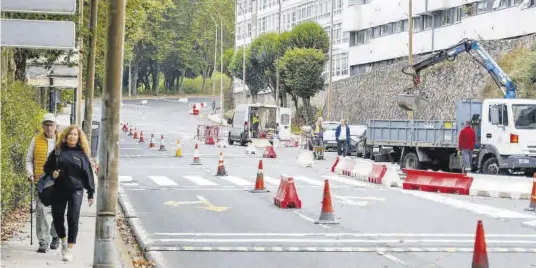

{"left": 43, "top": 144, "right": 95, "bottom": 199}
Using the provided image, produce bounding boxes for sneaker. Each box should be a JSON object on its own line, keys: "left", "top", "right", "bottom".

{"left": 50, "top": 237, "right": 60, "bottom": 250}
{"left": 37, "top": 243, "right": 48, "bottom": 253}
{"left": 62, "top": 248, "right": 73, "bottom": 261}
{"left": 60, "top": 241, "right": 68, "bottom": 257}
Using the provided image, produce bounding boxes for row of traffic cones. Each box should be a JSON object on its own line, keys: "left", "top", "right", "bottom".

{"left": 121, "top": 122, "right": 167, "bottom": 151}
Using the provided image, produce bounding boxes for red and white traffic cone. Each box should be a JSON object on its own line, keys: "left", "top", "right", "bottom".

{"left": 149, "top": 134, "right": 156, "bottom": 149}
{"left": 191, "top": 143, "right": 202, "bottom": 165}
{"left": 133, "top": 128, "right": 139, "bottom": 139}
{"left": 216, "top": 152, "right": 227, "bottom": 176}
{"left": 138, "top": 131, "right": 145, "bottom": 143}
{"left": 250, "top": 160, "right": 268, "bottom": 193}
{"left": 158, "top": 134, "right": 167, "bottom": 151}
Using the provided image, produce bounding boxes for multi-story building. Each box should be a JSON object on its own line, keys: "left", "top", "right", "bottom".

{"left": 233, "top": 0, "right": 351, "bottom": 93}
{"left": 343, "top": 0, "right": 536, "bottom": 76}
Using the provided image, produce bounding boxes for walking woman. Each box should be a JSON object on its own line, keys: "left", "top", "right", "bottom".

{"left": 43, "top": 125, "right": 95, "bottom": 261}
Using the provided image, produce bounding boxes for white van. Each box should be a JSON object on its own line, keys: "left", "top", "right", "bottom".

{"left": 227, "top": 104, "right": 292, "bottom": 146}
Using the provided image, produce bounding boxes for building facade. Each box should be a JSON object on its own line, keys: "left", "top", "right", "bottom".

{"left": 233, "top": 0, "right": 351, "bottom": 94}
{"left": 343, "top": 0, "right": 536, "bottom": 76}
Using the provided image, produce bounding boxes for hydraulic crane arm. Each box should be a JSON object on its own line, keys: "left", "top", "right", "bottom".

{"left": 401, "top": 38, "right": 516, "bottom": 100}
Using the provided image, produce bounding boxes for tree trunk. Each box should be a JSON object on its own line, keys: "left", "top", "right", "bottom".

{"left": 152, "top": 63, "right": 160, "bottom": 95}
{"left": 303, "top": 97, "right": 314, "bottom": 125}
{"left": 132, "top": 62, "right": 139, "bottom": 96}
{"left": 14, "top": 49, "right": 28, "bottom": 82}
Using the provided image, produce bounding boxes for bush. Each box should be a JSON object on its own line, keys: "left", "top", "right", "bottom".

{"left": 1, "top": 81, "right": 45, "bottom": 216}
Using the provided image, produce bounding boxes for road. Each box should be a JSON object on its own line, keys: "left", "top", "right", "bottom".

{"left": 103, "top": 97, "right": 536, "bottom": 268}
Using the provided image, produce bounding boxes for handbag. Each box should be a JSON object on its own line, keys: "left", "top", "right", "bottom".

{"left": 37, "top": 148, "right": 60, "bottom": 206}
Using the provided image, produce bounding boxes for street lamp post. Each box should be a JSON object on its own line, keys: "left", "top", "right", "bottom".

{"left": 327, "top": 0, "right": 334, "bottom": 121}
{"left": 238, "top": 3, "right": 246, "bottom": 105}
{"left": 276, "top": 0, "right": 281, "bottom": 108}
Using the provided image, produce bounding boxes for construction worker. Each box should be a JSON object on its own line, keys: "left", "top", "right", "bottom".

{"left": 458, "top": 120, "right": 476, "bottom": 172}
{"left": 335, "top": 119, "right": 351, "bottom": 157}
{"left": 252, "top": 113, "right": 260, "bottom": 138}
{"left": 25, "top": 113, "right": 60, "bottom": 253}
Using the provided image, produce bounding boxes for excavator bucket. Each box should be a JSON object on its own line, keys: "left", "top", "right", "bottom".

{"left": 396, "top": 90, "right": 430, "bottom": 111}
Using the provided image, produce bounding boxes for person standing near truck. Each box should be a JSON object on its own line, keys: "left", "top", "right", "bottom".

{"left": 458, "top": 121, "right": 476, "bottom": 172}
{"left": 336, "top": 119, "right": 351, "bottom": 156}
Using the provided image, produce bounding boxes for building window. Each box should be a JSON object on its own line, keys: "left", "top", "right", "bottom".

{"left": 349, "top": 30, "right": 368, "bottom": 46}
{"left": 463, "top": 3, "right": 476, "bottom": 17}
{"left": 477, "top": 0, "right": 490, "bottom": 14}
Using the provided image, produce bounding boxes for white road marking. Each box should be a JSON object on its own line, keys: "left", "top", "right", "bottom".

{"left": 292, "top": 211, "right": 330, "bottom": 229}
{"left": 119, "top": 176, "right": 133, "bottom": 182}
{"left": 323, "top": 175, "right": 373, "bottom": 188}
{"left": 150, "top": 232, "right": 536, "bottom": 238}
{"left": 292, "top": 176, "right": 324, "bottom": 186}
{"left": 523, "top": 220, "right": 536, "bottom": 228}
{"left": 218, "top": 176, "right": 251, "bottom": 186}
{"left": 183, "top": 175, "right": 218, "bottom": 186}
{"left": 263, "top": 176, "right": 282, "bottom": 185}
{"left": 399, "top": 189, "right": 536, "bottom": 220}
{"left": 152, "top": 238, "right": 536, "bottom": 244}
{"left": 333, "top": 195, "right": 368, "bottom": 206}
{"left": 377, "top": 251, "right": 408, "bottom": 266}
{"left": 149, "top": 176, "right": 178, "bottom": 186}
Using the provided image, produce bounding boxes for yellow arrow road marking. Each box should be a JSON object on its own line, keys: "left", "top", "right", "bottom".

{"left": 165, "top": 196, "right": 229, "bottom": 212}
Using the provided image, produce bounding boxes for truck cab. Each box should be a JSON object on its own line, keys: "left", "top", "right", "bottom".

{"left": 227, "top": 103, "right": 292, "bottom": 146}
{"left": 478, "top": 99, "right": 536, "bottom": 174}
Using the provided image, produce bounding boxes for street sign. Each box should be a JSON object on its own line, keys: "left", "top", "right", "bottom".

{"left": 0, "top": 19, "right": 76, "bottom": 50}
{"left": 26, "top": 65, "right": 78, "bottom": 88}
{"left": 1, "top": 0, "right": 77, "bottom": 15}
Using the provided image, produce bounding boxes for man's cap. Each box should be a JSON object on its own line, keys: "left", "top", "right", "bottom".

{"left": 42, "top": 113, "right": 56, "bottom": 123}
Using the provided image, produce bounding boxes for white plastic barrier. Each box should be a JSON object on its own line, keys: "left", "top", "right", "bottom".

{"left": 381, "top": 165, "right": 404, "bottom": 188}
{"left": 351, "top": 159, "right": 374, "bottom": 181}
{"left": 335, "top": 157, "right": 353, "bottom": 175}
{"left": 178, "top": 98, "right": 188, "bottom": 103}
{"left": 468, "top": 174, "right": 533, "bottom": 199}
{"left": 297, "top": 151, "right": 314, "bottom": 167}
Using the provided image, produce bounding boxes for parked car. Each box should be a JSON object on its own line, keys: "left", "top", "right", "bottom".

{"left": 322, "top": 121, "right": 340, "bottom": 151}
{"left": 348, "top": 125, "right": 367, "bottom": 156}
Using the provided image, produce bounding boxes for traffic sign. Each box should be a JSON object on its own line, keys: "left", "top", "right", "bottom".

{"left": 1, "top": 0, "right": 76, "bottom": 15}
{"left": 26, "top": 66, "right": 78, "bottom": 88}
{"left": 0, "top": 19, "right": 76, "bottom": 50}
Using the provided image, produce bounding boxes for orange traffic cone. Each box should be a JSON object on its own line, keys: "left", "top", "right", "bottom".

{"left": 525, "top": 174, "right": 536, "bottom": 211}
{"left": 216, "top": 152, "right": 227, "bottom": 176}
{"left": 149, "top": 134, "right": 156, "bottom": 149}
{"left": 138, "top": 131, "right": 145, "bottom": 143}
{"left": 315, "top": 180, "right": 339, "bottom": 224}
{"left": 191, "top": 143, "right": 202, "bottom": 165}
{"left": 128, "top": 126, "right": 133, "bottom": 136}
{"left": 250, "top": 160, "right": 268, "bottom": 193}
{"left": 158, "top": 135, "right": 167, "bottom": 151}
{"left": 133, "top": 128, "right": 139, "bottom": 139}
{"left": 122, "top": 123, "right": 128, "bottom": 132}
{"left": 471, "top": 220, "right": 489, "bottom": 268}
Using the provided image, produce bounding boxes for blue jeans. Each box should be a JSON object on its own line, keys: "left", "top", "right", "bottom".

{"left": 461, "top": 149, "right": 472, "bottom": 170}
{"left": 337, "top": 140, "right": 348, "bottom": 156}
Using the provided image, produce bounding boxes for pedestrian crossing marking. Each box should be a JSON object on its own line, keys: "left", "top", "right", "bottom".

{"left": 149, "top": 176, "right": 178, "bottom": 186}
{"left": 323, "top": 175, "right": 373, "bottom": 187}
{"left": 183, "top": 175, "right": 218, "bottom": 186}
{"left": 218, "top": 176, "right": 251, "bottom": 186}
{"left": 264, "top": 176, "right": 282, "bottom": 185}
{"left": 119, "top": 176, "right": 133, "bottom": 182}
{"left": 293, "top": 176, "right": 324, "bottom": 186}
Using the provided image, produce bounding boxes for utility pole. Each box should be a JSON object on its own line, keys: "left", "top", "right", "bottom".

{"left": 76, "top": 0, "right": 84, "bottom": 126}
{"left": 213, "top": 25, "right": 217, "bottom": 98}
{"left": 408, "top": 0, "right": 414, "bottom": 120}
{"left": 84, "top": 0, "right": 99, "bottom": 155}
{"left": 327, "top": 0, "right": 334, "bottom": 121}
{"left": 93, "top": 0, "right": 126, "bottom": 266}
{"left": 239, "top": 3, "right": 246, "bottom": 105}
{"left": 220, "top": 16, "right": 224, "bottom": 122}
{"left": 276, "top": 0, "right": 281, "bottom": 108}
{"left": 128, "top": 61, "right": 132, "bottom": 98}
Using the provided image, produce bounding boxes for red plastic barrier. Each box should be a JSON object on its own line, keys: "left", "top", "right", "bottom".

{"left": 274, "top": 176, "right": 302, "bottom": 209}
{"left": 368, "top": 164, "right": 387, "bottom": 184}
{"left": 331, "top": 157, "right": 340, "bottom": 173}
{"left": 263, "top": 146, "right": 277, "bottom": 158}
{"left": 402, "top": 168, "right": 473, "bottom": 195}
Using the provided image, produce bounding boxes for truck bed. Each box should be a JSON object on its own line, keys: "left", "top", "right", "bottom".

{"left": 366, "top": 119, "right": 458, "bottom": 148}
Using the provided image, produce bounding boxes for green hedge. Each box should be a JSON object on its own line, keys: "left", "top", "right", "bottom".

{"left": 1, "top": 81, "right": 45, "bottom": 216}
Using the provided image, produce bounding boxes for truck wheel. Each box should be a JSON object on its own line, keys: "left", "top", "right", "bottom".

{"left": 482, "top": 157, "right": 500, "bottom": 174}
{"left": 228, "top": 133, "right": 234, "bottom": 145}
{"left": 402, "top": 152, "right": 421, "bottom": 169}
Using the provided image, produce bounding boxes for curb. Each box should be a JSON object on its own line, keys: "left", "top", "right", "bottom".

{"left": 118, "top": 187, "right": 166, "bottom": 268}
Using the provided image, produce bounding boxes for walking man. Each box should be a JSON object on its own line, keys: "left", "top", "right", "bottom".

{"left": 211, "top": 100, "right": 216, "bottom": 114}
{"left": 26, "top": 113, "right": 60, "bottom": 253}
{"left": 336, "top": 119, "right": 351, "bottom": 157}
{"left": 458, "top": 120, "right": 476, "bottom": 173}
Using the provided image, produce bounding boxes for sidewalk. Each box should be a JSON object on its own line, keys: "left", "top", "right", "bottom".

{"left": 1, "top": 193, "right": 123, "bottom": 267}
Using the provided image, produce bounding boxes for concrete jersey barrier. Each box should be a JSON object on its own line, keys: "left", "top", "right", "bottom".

{"left": 468, "top": 173, "right": 533, "bottom": 200}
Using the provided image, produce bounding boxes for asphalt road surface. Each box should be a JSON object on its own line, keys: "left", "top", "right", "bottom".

{"left": 98, "top": 97, "right": 536, "bottom": 268}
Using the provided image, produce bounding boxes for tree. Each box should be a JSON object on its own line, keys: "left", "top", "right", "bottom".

{"left": 229, "top": 47, "right": 265, "bottom": 102}
{"left": 289, "top": 21, "right": 330, "bottom": 54}
{"left": 281, "top": 48, "right": 327, "bottom": 123}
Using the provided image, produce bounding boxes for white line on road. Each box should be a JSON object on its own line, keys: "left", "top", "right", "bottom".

{"left": 182, "top": 175, "right": 218, "bottom": 186}
{"left": 152, "top": 238, "right": 536, "bottom": 244}
{"left": 523, "top": 220, "right": 536, "bottom": 228}
{"left": 323, "top": 175, "right": 374, "bottom": 188}
{"left": 292, "top": 176, "right": 324, "bottom": 186}
{"left": 119, "top": 176, "right": 133, "bottom": 182}
{"left": 263, "top": 176, "right": 282, "bottom": 185}
{"left": 377, "top": 251, "right": 408, "bottom": 266}
{"left": 399, "top": 189, "right": 536, "bottom": 220}
{"left": 292, "top": 211, "right": 330, "bottom": 229}
{"left": 150, "top": 232, "right": 536, "bottom": 238}
{"left": 218, "top": 176, "right": 252, "bottom": 186}
{"left": 149, "top": 176, "right": 178, "bottom": 186}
